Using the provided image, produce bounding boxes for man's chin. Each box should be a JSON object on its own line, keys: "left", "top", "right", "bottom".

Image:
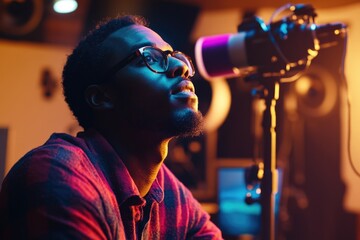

{"left": 171, "top": 110, "right": 204, "bottom": 138}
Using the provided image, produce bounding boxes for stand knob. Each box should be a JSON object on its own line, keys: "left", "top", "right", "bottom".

{"left": 245, "top": 192, "right": 260, "bottom": 205}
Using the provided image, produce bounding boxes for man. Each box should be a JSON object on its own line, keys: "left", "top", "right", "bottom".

{"left": 0, "top": 15, "right": 222, "bottom": 239}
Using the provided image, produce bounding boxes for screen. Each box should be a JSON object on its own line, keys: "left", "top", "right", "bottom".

{"left": 218, "top": 167, "right": 283, "bottom": 236}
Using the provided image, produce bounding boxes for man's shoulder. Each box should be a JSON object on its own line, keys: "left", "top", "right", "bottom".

{"left": 0, "top": 133, "right": 116, "bottom": 239}
{"left": 3, "top": 133, "right": 92, "bottom": 186}
{"left": 21, "top": 133, "right": 88, "bottom": 166}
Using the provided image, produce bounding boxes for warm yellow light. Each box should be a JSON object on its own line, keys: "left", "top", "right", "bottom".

{"left": 232, "top": 67, "right": 240, "bottom": 75}
{"left": 307, "top": 48, "right": 319, "bottom": 57}
{"left": 257, "top": 162, "right": 264, "bottom": 179}
{"left": 295, "top": 75, "right": 312, "bottom": 95}
{"left": 203, "top": 78, "right": 231, "bottom": 132}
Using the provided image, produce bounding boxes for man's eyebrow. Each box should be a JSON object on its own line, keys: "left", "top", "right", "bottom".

{"left": 128, "top": 42, "right": 173, "bottom": 52}
{"left": 128, "top": 42, "right": 153, "bottom": 52}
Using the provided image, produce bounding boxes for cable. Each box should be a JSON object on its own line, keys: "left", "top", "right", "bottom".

{"left": 266, "top": 4, "right": 318, "bottom": 79}
{"left": 267, "top": 3, "right": 293, "bottom": 66}
{"left": 341, "top": 33, "right": 360, "bottom": 177}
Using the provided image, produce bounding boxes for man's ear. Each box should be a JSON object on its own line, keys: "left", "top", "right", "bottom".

{"left": 84, "top": 85, "right": 114, "bottom": 110}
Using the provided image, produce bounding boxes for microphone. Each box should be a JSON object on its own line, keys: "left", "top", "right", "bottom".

{"left": 195, "top": 4, "right": 347, "bottom": 80}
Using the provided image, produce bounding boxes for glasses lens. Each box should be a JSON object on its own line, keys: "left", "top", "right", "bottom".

{"left": 142, "top": 47, "right": 167, "bottom": 73}
{"left": 173, "top": 52, "right": 195, "bottom": 77}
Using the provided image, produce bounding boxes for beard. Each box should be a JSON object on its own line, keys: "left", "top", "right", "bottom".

{"left": 118, "top": 101, "right": 204, "bottom": 139}
{"left": 168, "top": 109, "right": 204, "bottom": 138}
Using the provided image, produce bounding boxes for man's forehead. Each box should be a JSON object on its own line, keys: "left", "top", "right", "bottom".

{"left": 103, "top": 25, "right": 171, "bottom": 53}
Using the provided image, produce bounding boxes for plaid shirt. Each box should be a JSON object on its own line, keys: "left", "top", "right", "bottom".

{"left": 0, "top": 130, "right": 222, "bottom": 239}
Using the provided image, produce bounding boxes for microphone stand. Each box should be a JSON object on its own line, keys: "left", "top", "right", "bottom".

{"left": 258, "top": 78, "right": 280, "bottom": 240}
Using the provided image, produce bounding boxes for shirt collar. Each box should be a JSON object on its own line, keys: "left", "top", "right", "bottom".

{"left": 77, "top": 129, "right": 164, "bottom": 205}
{"left": 146, "top": 178, "right": 164, "bottom": 204}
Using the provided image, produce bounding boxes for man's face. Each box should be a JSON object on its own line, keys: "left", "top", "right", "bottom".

{"left": 100, "top": 24, "right": 203, "bottom": 138}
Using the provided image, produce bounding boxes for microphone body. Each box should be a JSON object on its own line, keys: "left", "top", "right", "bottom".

{"left": 195, "top": 20, "right": 346, "bottom": 80}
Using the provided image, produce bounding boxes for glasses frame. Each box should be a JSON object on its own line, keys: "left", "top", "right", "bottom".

{"left": 105, "top": 46, "right": 195, "bottom": 79}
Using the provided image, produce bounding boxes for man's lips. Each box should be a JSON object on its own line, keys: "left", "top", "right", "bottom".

{"left": 171, "top": 80, "right": 195, "bottom": 96}
{"left": 171, "top": 80, "right": 198, "bottom": 109}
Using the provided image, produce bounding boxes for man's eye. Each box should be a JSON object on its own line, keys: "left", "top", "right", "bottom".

{"left": 136, "top": 56, "right": 150, "bottom": 66}
{"left": 143, "top": 54, "right": 158, "bottom": 64}
{"left": 145, "top": 56, "right": 155, "bottom": 62}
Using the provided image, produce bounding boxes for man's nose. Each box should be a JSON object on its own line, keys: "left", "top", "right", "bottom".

{"left": 166, "top": 57, "right": 190, "bottom": 78}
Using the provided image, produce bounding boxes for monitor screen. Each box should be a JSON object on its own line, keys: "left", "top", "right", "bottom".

{"left": 217, "top": 167, "right": 283, "bottom": 237}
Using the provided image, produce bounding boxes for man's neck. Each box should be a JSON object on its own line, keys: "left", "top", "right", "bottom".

{"left": 98, "top": 127, "right": 171, "bottom": 197}
{"left": 122, "top": 141, "right": 168, "bottom": 197}
{"left": 120, "top": 140, "right": 170, "bottom": 197}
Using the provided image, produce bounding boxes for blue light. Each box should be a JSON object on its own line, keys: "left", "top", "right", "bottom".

{"left": 310, "top": 23, "right": 317, "bottom": 31}
{"left": 218, "top": 168, "right": 283, "bottom": 236}
{"left": 53, "top": 0, "right": 78, "bottom": 14}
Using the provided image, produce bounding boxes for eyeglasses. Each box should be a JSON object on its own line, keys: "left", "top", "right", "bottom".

{"left": 106, "top": 46, "right": 195, "bottom": 78}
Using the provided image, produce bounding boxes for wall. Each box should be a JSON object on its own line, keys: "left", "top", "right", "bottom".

{"left": 0, "top": 40, "right": 80, "bottom": 178}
